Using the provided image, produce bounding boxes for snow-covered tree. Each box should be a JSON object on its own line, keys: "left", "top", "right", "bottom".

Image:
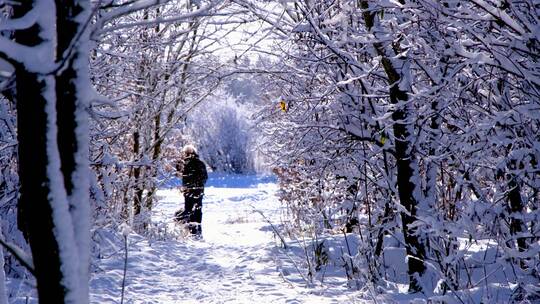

{"left": 0, "top": 0, "right": 93, "bottom": 302}
{"left": 0, "top": 0, "right": 226, "bottom": 302}
{"left": 241, "top": 0, "right": 540, "bottom": 297}
{"left": 89, "top": 1, "right": 240, "bottom": 229}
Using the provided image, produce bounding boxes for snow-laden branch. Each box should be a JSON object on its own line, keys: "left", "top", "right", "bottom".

{"left": 469, "top": 0, "right": 526, "bottom": 35}
{"left": 0, "top": 0, "right": 57, "bottom": 72}
{"left": 452, "top": 44, "right": 540, "bottom": 88}
{"left": 0, "top": 4, "right": 39, "bottom": 31}
{"left": 93, "top": 0, "right": 221, "bottom": 37}
{"left": 0, "top": 33, "right": 57, "bottom": 74}
{"left": 230, "top": 0, "right": 292, "bottom": 38}
{"left": 94, "top": 0, "right": 170, "bottom": 28}
{"left": 0, "top": 237, "right": 35, "bottom": 276}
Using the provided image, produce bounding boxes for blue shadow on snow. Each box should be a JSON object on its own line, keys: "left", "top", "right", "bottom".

{"left": 161, "top": 172, "right": 276, "bottom": 189}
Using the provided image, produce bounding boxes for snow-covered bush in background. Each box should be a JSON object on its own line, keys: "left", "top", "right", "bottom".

{"left": 186, "top": 92, "right": 255, "bottom": 174}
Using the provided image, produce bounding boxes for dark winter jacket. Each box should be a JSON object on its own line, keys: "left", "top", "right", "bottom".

{"left": 182, "top": 154, "right": 208, "bottom": 191}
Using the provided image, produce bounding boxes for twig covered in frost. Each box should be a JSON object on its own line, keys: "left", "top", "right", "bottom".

{"left": 251, "top": 206, "right": 287, "bottom": 249}
{"left": 0, "top": 226, "right": 8, "bottom": 304}
{"left": 0, "top": 237, "right": 35, "bottom": 276}
{"left": 279, "top": 247, "right": 310, "bottom": 286}
{"left": 300, "top": 233, "right": 313, "bottom": 283}
{"left": 342, "top": 229, "right": 358, "bottom": 283}
{"left": 119, "top": 223, "right": 131, "bottom": 304}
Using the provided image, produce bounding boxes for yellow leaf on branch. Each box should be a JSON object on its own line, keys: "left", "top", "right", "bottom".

{"left": 279, "top": 100, "right": 287, "bottom": 112}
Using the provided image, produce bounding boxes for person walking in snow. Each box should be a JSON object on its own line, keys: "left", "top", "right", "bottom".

{"left": 175, "top": 144, "right": 208, "bottom": 236}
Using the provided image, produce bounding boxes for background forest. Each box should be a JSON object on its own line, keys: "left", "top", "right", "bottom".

{"left": 0, "top": 0, "right": 539, "bottom": 303}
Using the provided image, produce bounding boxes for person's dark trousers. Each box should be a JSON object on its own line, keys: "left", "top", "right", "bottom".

{"left": 184, "top": 191, "right": 203, "bottom": 236}
{"left": 189, "top": 202, "right": 202, "bottom": 235}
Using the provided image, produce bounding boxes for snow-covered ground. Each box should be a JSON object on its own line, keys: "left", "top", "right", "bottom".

{"left": 89, "top": 175, "right": 366, "bottom": 304}
{"left": 8, "top": 174, "right": 534, "bottom": 303}
{"left": 4, "top": 165, "right": 533, "bottom": 303}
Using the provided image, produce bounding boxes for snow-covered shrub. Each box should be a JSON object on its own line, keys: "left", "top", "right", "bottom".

{"left": 186, "top": 93, "right": 255, "bottom": 174}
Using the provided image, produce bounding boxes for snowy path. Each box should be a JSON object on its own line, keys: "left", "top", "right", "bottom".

{"left": 90, "top": 181, "right": 357, "bottom": 304}
{"left": 142, "top": 184, "right": 295, "bottom": 303}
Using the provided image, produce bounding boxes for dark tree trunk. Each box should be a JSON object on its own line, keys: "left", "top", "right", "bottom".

{"left": 133, "top": 131, "right": 144, "bottom": 215}
{"left": 56, "top": 2, "right": 91, "bottom": 298}
{"left": 56, "top": 62, "right": 78, "bottom": 194}
{"left": 56, "top": 1, "right": 83, "bottom": 197}
{"left": 11, "top": 1, "right": 89, "bottom": 302}
{"left": 144, "top": 114, "right": 164, "bottom": 211}
{"left": 12, "top": 2, "right": 68, "bottom": 302}
{"left": 16, "top": 67, "right": 67, "bottom": 304}
{"left": 374, "top": 199, "right": 392, "bottom": 257}
{"left": 508, "top": 178, "right": 528, "bottom": 253}
{"left": 359, "top": 1, "right": 427, "bottom": 291}
{"left": 390, "top": 85, "right": 427, "bottom": 292}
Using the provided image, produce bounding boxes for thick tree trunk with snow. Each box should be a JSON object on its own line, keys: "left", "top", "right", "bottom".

{"left": 56, "top": 0, "right": 92, "bottom": 298}
{"left": 360, "top": 0, "right": 428, "bottom": 290}
{"left": 7, "top": 1, "right": 91, "bottom": 303}
{"left": 390, "top": 85, "right": 427, "bottom": 292}
{"left": 11, "top": 3, "right": 67, "bottom": 301}
{"left": 56, "top": 6, "right": 81, "bottom": 197}
{"left": 16, "top": 66, "right": 68, "bottom": 303}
